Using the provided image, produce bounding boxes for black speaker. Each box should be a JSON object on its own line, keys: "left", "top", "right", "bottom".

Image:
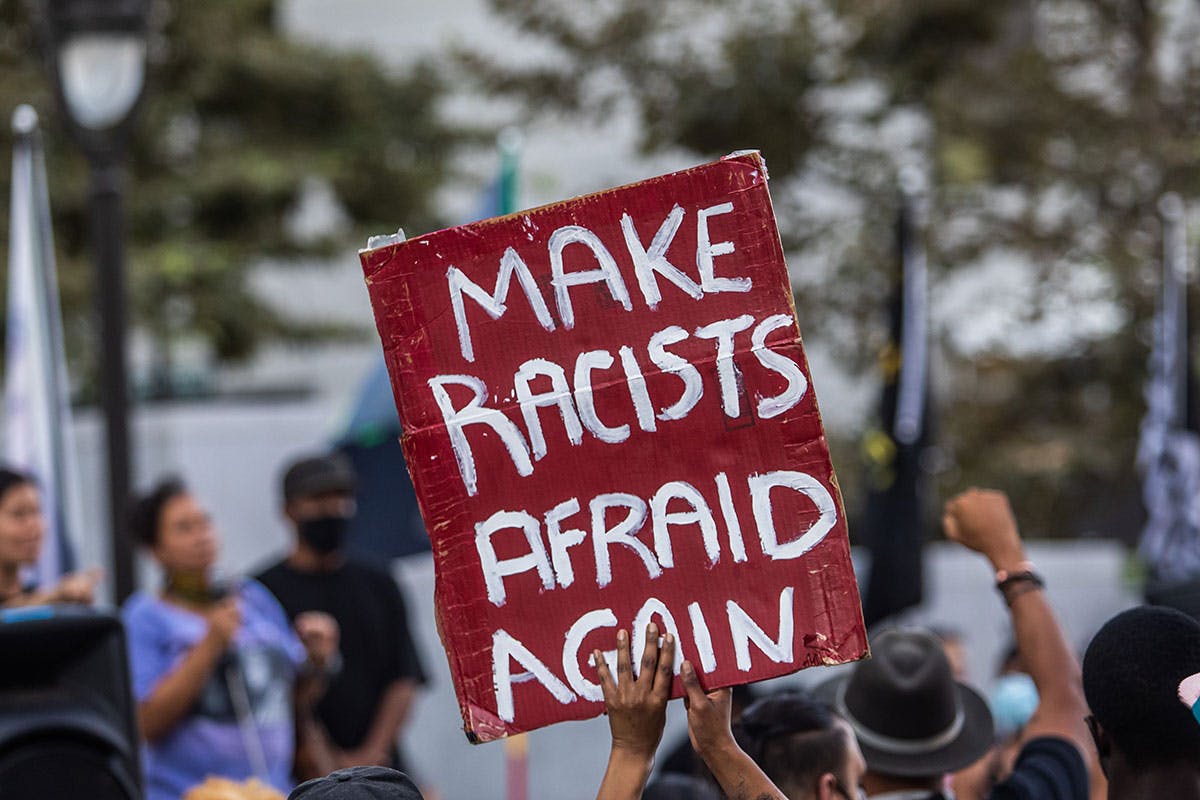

{"left": 0, "top": 606, "right": 141, "bottom": 799}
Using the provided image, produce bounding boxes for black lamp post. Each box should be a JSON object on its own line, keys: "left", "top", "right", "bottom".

{"left": 40, "top": 0, "right": 149, "bottom": 603}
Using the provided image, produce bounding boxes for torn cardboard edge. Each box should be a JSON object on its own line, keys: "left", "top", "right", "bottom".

{"left": 363, "top": 228, "right": 406, "bottom": 253}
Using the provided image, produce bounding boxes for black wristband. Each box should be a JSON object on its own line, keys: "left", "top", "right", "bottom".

{"left": 996, "top": 570, "right": 1044, "bottom": 592}
{"left": 997, "top": 571, "right": 1044, "bottom": 605}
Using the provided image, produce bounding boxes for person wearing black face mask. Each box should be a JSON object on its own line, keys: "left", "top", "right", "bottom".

{"left": 256, "top": 454, "right": 427, "bottom": 783}
{"left": 297, "top": 514, "right": 351, "bottom": 556}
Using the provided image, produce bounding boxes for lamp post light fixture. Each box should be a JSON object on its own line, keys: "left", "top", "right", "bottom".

{"left": 40, "top": 0, "right": 150, "bottom": 603}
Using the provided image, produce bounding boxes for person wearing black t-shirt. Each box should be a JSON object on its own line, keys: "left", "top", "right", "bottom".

{"left": 257, "top": 453, "right": 427, "bottom": 781}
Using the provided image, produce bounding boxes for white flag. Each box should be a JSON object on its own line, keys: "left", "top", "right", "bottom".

{"left": 4, "top": 105, "right": 84, "bottom": 589}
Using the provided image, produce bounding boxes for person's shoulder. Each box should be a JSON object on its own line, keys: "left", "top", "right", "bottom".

{"left": 989, "top": 736, "right": 1088, "bottom": 800}
{"left": 239, "top": 577, "right": 286, "bottom": 608}
{"left": 121, "top": 590, "right": 167, "bottom": 633}
{"left": 340, "top": 559, "right": 407, "bottom": 610}
{"left": 238, "top": 578, "right": 300, "bottom": 628}
{"left": 343, "top": 557, "right": 398, "bottom": 585}
{"left": 253, "top": 558, "right": 291, "bottom": 585}
{"left": 1013, "top": 736, "right": 1087, "bottom": 771}
{"left": 122, "top": 589, "right": 157, "bottom": 615}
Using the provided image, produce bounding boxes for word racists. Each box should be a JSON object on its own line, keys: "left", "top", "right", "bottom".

{"left": 361, "top": 152, "right": 867, "bottom": 742}
{"left": 431, "top": 311, "right": 808, "bottom": 496}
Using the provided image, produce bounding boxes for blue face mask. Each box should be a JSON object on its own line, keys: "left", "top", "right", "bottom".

{"left": 991, "top": 672, "right": 1039, "bottom": 738}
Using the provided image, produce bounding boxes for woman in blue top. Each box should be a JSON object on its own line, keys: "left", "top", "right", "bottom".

{"left": 122, "top": 478, "right": 338, "bottom": 800}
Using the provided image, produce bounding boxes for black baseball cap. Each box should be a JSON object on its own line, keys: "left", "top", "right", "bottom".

{"left": 281, "top": 453, "right": 356, "bottom": 503}
{"left": 288, "top": 767, "right": 423, "bottom": 800}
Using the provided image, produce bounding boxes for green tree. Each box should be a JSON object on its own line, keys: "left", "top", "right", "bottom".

{"left": 0, "top": 0, "right": 465, "bottom": 397}
{"left": 468, "top": 0, "right": 1200, "bottom": 541}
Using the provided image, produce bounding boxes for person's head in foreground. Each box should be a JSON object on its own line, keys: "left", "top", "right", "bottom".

{"left": 817, "top": 627, "right": 993, "bottom": 796}
{"left": 288, "top": 767, "right": 423, "bottom": 800}
{"left": 1082, "top": 605, "right": 1200, "bottom": 796}
{"left": 735, "top": 690, "right": 866, "bottom": 800}
{"left": 129, "top": 477, "right": 221, "bottom": 595}
{"left": 280, "top": 453, "right": 357, "bottom": 560}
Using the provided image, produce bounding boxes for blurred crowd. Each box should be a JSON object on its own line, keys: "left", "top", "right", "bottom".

{"left": 585, "top": 490, "right": 1200, "bottom": 800}
{"left": 3, "top": 457, "right": 1200, "bottom": 800}
{"left": 0, "top": 453, "right": 426, "bottom": 800}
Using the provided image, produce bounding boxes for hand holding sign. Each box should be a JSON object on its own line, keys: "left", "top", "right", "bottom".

{"left": 594, "top": 624, "right": 676, "bottom": 800}
{"left": 595, "top": 625, "right": 675, "bottom": 758}
{"left": 680, "top": 662, "right": 786, "bottom": 800}
{"left": 594, "top": 624, "right": 786, "bottom": 800}
{"left": 680, "top": 663, "right": 732, "bottom": 757}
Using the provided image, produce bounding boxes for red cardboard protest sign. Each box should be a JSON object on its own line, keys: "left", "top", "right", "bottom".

{"left": 360, "top": 152, "right": 867, "bottom": 742}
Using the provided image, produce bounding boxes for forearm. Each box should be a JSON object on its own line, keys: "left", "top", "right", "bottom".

{"left": 138, "top": 634, "right": 226, "bottom": 742}
{"left": 699, "top": 739, "right": 787, "bottom": 800}
{"left": 944, "top": 490, "right": 1090, "bottom": 758}
{"left": 596, "top": 747, "right": 654, "bottom": 800}
{"left": 991, "top": 550, "right": 1084, "bottom": 714}
{"left": 361, "top": 680, "right": 417, "bottom": 757}
{"left": 5, "top": 589, "right": 51, "bottom": 608}
{"left": 7, "top": 584, "right": 64, "bottom": 607}
{"left": 294, "top": 707, "right": 338, "bottom": 781}
{"left": 991, "top": 552, "right": 1090, "bottom": 756}
{"left": 294, "top": 670, "right": 330, "bottom": 713}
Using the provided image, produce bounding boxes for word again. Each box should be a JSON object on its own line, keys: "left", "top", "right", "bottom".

{"left": 490, "top": 584, "right": 824, "bottom": 724}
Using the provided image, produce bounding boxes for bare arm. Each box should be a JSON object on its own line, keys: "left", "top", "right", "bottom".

{"left": 137, "top": 598, "right": 239, "bottom": 743}
{"left": 15, "top": 568, "right": 102, "bottom": 607}
{"left": 293, "top": 695, "right": 338, "bottom": 781}
{"left": 335, "top": 577, "right": 424, "bottom": 767}
{"left": 595, "top": 625, "right": 675, "bottom": 800}
{"left": 943, "top": 489, "right": 1092, "bottom": 758}
{"left": 338, "top": 680, "right": 418, "bottom": 767}
{"left": 681, "top": 662, "right": 786, "bottom": 800}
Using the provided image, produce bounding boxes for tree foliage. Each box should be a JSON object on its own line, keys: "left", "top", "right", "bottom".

{"left": 471, "top": 0, "right": 1200, "bottom": 541}
{"left": 0, "top": 0, "right": 464, "bottom": 395}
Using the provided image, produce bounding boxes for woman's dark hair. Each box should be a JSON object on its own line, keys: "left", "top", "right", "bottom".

{"left": 127, "top": 477, "right": 188, "bottom": 548}
{"left": 0, "top": 467, "right": 36, "bottom": 505}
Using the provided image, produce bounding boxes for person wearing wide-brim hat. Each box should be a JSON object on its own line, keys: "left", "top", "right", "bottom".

{"left": 816, "top": 628, "right": 994, "bottom": 797}
{"left": 816, "top": 489, "right": 1099, "bottom": 800}
{"left": 831, "top": 490, "right": 1094, "bottom": 800}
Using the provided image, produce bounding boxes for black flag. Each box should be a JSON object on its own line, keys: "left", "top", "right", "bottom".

{"left": 860, "top": 173, "right": 932, "bottom": 629}
{"left": 1139, "top": 194, "right": 1200, "bottom": 603}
